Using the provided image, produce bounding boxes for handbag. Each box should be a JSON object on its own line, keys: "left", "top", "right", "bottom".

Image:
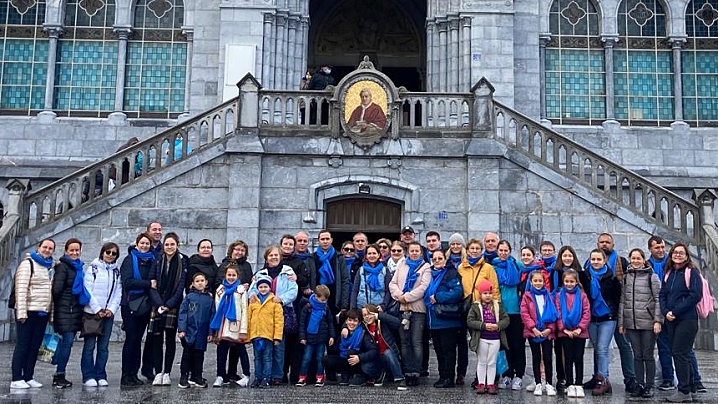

{"left": 383, "top": 298, "right": 400, "bottom": 317}
{"left": 462, "top": 264, "right": 484, "bottom": 313}
{"left": 80, "top": 313, "right": 104, "bottom": 337}
{"left": 435, "top": 303, "right": 462, "bottom": 319}
{"left": 128, "top": 293, "right": 151, "bottom": 316}
{"left": 283, "top": 304, "right": 298, "bottom": 334}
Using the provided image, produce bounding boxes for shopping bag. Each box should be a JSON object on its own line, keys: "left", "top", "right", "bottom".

{"left": 496, "top": 349, "right": 509, "bottom": 376}
{"left": 38, "top": 324, "right": 60, "bottom": 363}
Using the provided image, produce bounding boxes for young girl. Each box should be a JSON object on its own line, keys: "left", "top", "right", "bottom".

{"left": 518, "top": 246, "right": 550, "bottom": 294}
{"left": 467, "top": 280, "right": 509, "bottom": 395}
{"left": 520, "top": 270, "right": 558, "bottom": 396}
{"left": 177, "top": 272, "right": 215, "bottom": 388}
{"left": 361, "top": 304, "right": 406, "bottom": 390}
{"left": 211, "top": 264, "right": 249, "bottom": 387}
{"left": 247, "top": 275, "right": 284, "bottom": 388}
{"left": 618, "top": 248, "right": 662, "bottom": 398}
{"left": 555, "top": 269, "right": 591, "bottom": 398}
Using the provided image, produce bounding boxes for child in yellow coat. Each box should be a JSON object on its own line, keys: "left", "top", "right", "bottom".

{"left": 247, "top": 275, "right": 283, "bottom": 388}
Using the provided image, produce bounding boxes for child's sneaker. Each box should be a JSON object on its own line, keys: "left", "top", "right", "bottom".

{"left": 397, "top": 379, "right": 408, "bottom": 391}
{"left": 339, "top": 374, "right": 350, "bottom": 386}
{"left": 499, "top": 376, "right": 511, "bottom": 389}
{"left": 259, "top": 378, "right": 270, "bottom": 389}
{"left": 250, "top": 378, "right": 261, "bottom": 388}
{"left": 315, "top": 374, "right": 325, "bottom": 387}
{"left": 374, "top": 371, "right": 385, "bottom": 387}
{"left": 512, "top": 376, "right": 523, "bottom": 390}
{"left": 575, "top": 386, "right": 586, "bottom": 398}
{"left": 238, "top": 375, "right": 250, "bottom": 387}
{"left": 178, "top": 377, "right": 190, "bottom": 389}
{"left": 534, "top": 382, "right": 544, "bottom": 396}
{"left": 476, "top": 383, "right": 486, "bottom": 394}
{"left": 545, "top": 384, "right": 557, "bottom": 396}
{"left": 191, "top": 378, "right": 208, "bottom": 388}
{"left": 296, "top": 375, "right": 307, "bottom": 387}
{"left": 487, "top": 384, "right": 498, "bottom": 395}
{"left": 213, "top": 376, "right": 224, "bottom": 387}
{"left": 526, "top": 380, "right": 536, "bottom": 392}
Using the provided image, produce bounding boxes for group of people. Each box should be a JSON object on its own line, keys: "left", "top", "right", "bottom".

{"left": 9, "top": 222, "right": 707, "bottom": 403}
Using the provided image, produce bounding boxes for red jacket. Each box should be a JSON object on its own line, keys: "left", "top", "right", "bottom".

{"left": 554, "top": 289, "right": 590, "bottom": 339}
{"left": 520, "top": 290, "right": 557, "bottom": 340}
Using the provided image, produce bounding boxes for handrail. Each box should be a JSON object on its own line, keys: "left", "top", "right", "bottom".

{"left": 398, "top": 92, "right": 472, "bottom": 130}
{"left": 22, "top": 97, "right": 240, "bottom": 231}
{"left": 492, "top": 100, "right": 700, "bottom": 244}
{"left": 0, "top": 214, "right": 20, "bottom": 272}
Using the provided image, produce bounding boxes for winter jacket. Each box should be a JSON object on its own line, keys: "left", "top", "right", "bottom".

{"left": 520, "top": 291, "right": 557, "bottom": 339}
{"left": 363, "top": 312, "right": 400, "bottom": 355}
{"left": 186, "top": 254, "right": 218, "bottom": 294}
{"left": 178, "top": 289, "right": 215, "bottom": 350}
{"left": 249, "top": 265, "right": 298, "bottom": 307}
{"left": 425, "top": 268, "right": 464, "bottom": 330}
{"left": 214, "top": 282, "right": 248, "bottom": 342}
{"left": 309, "top": 251, "right": 350, "bottom": 311}
{"left": 217, "top": 256, "right": 253, "bottom": 290}
{"left": 281, "top": 254, "right": 309, "bottom": 301}
{"left": 298, "top": 299, "right": 336, "bottom": 344}
{"left": 467, "top": 300, "right": 509, "bottom": 351}
{"left": 619, "top": 265, "right": 662, "bottom": 330}
{"left": 458, "top": 258, "right": 500, "bottom": 303}
{"left": 659, "top": 264, "right": 702, "bottom": 321}
{"left": 388, "top": 260, "right": 431, "bottom": 313}
{"left": 120, "top": 246, "right": 154, "bottom": 306}
{"left": 247, "top": 293, "right": 284, "bottom": 342}
{"left": 351, "top": 263, "right": 392, "bottom": 310}
{"left": 84, "top": 258, "right": 122, "bottom": 315}
{"left": 554, "top": 288, "right": 591, "bottom": 338}
{"left": 14, "top": 255, "right": 53, "bottom": 320}
{"left": 52, "top": 257, "right": 84, "bottom": 334}
{"left": 584, "top": 268, "right": 621, "bottom": 322}
{"left": 149, "top": 253, "right": 187, "bottom": 310}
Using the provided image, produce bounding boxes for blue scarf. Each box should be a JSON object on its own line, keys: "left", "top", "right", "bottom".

{"left": 210, "top": 280, "right": 238, "bottom": 332}
{"left": 344, "top": 256, "right": 356, "bottom": 271}
{"left": 424, "top": 268, "right": 446, "bottom": 306}
{"left": 296, "top": 251, "right": 311, "bottom": 261}
{"left": 648, "top": 255, "right": 667, "bottom": 281}
{"left": 363, "top": 262, "right": 384, "bottom": 291}
{"left": 606, "top": 250, "right": 619, "bottom": 275}
{"left": 520, "top": 263, "right": 543, "bottom": 290}
{"left": 449, "top": 253, "right": 462, "bottom": 270}
{"left": 339, "top": 327, "right": 364, "bottom": 359}
{"left": 467, "top": 256, "right": 481, "bottom": 267}
{"left": 257, "top": 291, "right": 269, "bottom": 304}
{"left": 307, "top": 294, "right": 326, "bottom": 334}
{"left": 356, "top": 250, "right": 365, "bottom": 261}
{"left": 402, "top": 258, "right": 424, "bottom": 293}
{"left": 30, "top": 250, "right": 54, "bottom": 268}
{"left": 483, "top": 250, "right": 498, "bottom": 263}
{"left": 529, "top": 285, "right": 558, "bottom": 342}
{"left": 67, "top": 256, "right": 90, "bottom": 305}
{"left": 316, "top": 247, "right": 336, "bottom": 285}
{"left": 130, "top": 249, "right": 155, "bottom": 295}
{"left": 492, "top": 257, "right": 520, "bottom": 286}
{"left": 559, "top": 286, "right": 582, "bottom": 329}
{"left": 588, "top": 265, "right": 611, "bottom": 317}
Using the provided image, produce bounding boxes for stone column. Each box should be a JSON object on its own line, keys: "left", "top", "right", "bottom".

{"left": 108, "top": 26, "right": 131, "bottom": 125}
{"left": 287, "top": 17, "right": 298, "bottom": 89}
{"left": 539, "top": 34, "right": 551, "bottom": 122}
{"left": 449, "top": 17, "right": 460, "bottom": 92}
{"left": 438, "top": 19, "right": 448, "bottom": 92}
{"left": 670, "top": 37, "right": 687, "bottom": 127}
{"left": 426, "top": 21, "right": 436, "bottom": 92}
{"left": 38, "top": 25, "right": 62, "bottom": 121}
{"left": 262, "top": 13, "right": 275, "bottom": 89}
{"left": 182, "top": 28, "right": 194, "bottom": 115}
{"left": 274, "top": 14, "right": 287, "bottom": 90}
{"left": 460, "top": 17, "right": 472, "bottom": 92}
{"left": 299, "top": 17, "right": 309, "bottom": 79}
{"left": 602, "top": 35, "right": 619, "bottom": 127}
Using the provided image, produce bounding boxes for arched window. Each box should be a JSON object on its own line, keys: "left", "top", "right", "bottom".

{"left": 683, "top": 0, "right": 718, "bottom": 126}
{"left": 545, "top": 0, "right": 604, "bottom": 124}
{"left": 54, "top": 0, "right": 117, "bottom": 117}
{"left": 614, "top": 0, "right": 672, "bottom": 125}
{"left": 0, "top": 0, "right": 48, "bottom": 115}
{"left": 125, "top": 0, "right": 186, "bottom": 118}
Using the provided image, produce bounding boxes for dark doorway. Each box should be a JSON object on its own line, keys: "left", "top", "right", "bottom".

{"left": 325, "top": 197, "right": 402, "bottom": 250}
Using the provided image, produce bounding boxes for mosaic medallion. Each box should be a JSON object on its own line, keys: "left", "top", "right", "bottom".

{"left": 147, "top": 0, "right": 173, "bottom": 19}
{"left": 79, "top": 0, "right": 105, "bottom": 17}
{"left": 628, "top": 1, "right": 654, "bottom": 27}
{"left": 10, "top": 0, "right": 36, "bottom": 15}
{"left": 696, "top": 1, "right": 718, "bottom": 28}
{"left": 561, "top": 1, "right": 587, "bottom": 26}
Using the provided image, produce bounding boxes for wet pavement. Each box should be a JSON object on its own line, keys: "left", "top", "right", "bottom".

{"left": 0, "top": 341, "right": 716, "bottom": 403}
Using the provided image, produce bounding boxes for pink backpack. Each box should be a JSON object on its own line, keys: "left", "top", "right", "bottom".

{"left": 665, "top": 268, "right": 715, "bottom": 319}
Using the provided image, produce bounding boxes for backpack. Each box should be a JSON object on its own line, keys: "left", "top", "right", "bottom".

{"left": 665, "top": 267, "right": 715, "bottom": 319}
{"left": 8, "top": 258, "right": 34, "bottom": 309}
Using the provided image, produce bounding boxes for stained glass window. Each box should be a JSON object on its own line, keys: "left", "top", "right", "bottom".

{"left": 683, "top": 0, "right": 718, "bottom": 126}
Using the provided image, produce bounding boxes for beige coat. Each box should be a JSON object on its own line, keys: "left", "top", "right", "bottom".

{"left": 14, "top": 256, "right": 53, "bottom": 319}
{"left": 214, "top": 283, "right": 249, "bottom": 342}
{"left": 388, "top": 260, "right": 431, "bottom": 313}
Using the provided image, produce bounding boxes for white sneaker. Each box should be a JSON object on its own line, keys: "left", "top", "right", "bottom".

{"left": 512, "top": 376, "right": 523, "bottom": 390}
{"left": 575, "top": 386, "right": 586, "bottom": 398}
{"left": 526, "top": 380, "right": 536, "bottom": 392}
{"left": 152, "top": 373, "right": 164, "bottom": 386}
{"left": 238, "top": 375, "right": 250, "bottom": 387}
{"left": 545, "top": 384, "right": 557, "bottom": 396}
{"left": 213, "top": 376, "right": 224, "bottom": 387}
{"left": 162, "top": 373, "right": 171, "bottom": 386}
{"left": 566, "top": 385, "right": 576, "bottom": 397}
{"left": 97, "top": 379, "right": 109, "bottom": 387}
{"left": 83, "top": 379, "right": 98, "bottom": 387}
{"left": 534, "top": 382, "right": 543, "bottom": 396}
{"left": 499, "top": 376, "right": 511, "bottom": 389}
{"left": 26, "top": 379, "right": 42, "bottom": 388}
{"left": 10, "top": 380, "right": 30, "bottom": 389}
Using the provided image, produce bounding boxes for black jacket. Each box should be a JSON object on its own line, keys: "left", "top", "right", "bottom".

{"left": 307, "top": 71, "right": 335, "bottom": 90}
{"left": 282, "top": 254, "right": 309, "bottom": 302}
{"left": 120, "top": 246, "right": 154, "bottom": 306}
{"left": 659, "top": 265, "right": 702, "bottom": 321}
{"left": 310, "top": 251, "right": 349, "bottom": 312}
{"left": 217, "top": 256, "right": 253, "bottom": 290}
{"left": 149, "top": 253, "right": 187, "bottom": 309}
{"left": 186, "top": 254, "right": 218, "bottom": 294}
{"left": 585, "top": 268, "right": 621, "bottom": 322}
{"left": 298, "top": 299, "right": 336, "bottom": 344}
{"left": 52, "top": 257, "right": 83, "bottom": 334}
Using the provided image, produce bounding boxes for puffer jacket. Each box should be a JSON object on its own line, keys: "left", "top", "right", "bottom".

{"left": 388, "top": 260, "right": 431, "bottom": 313}
{"left": 467, "top": 300, "right": 509, "bottom": 351}
{"left": 186, "top": 254, "right": 218, "bottom": 294}
{"left": 214, "top": 282, "right": 248, "bottom": 342}
{"left": 52, "top": 256, "right": 84, "bottom": 334}
{"left": 247, "top": 293, "right": 284, "bottom": 342}
{"left": 119, "top": 246, "right": 154, "bottom": 306}
{"left": 425, "top": 268, "right": 464, "bottom": 330}
{"left": 248, "top": 265, "right": 298, "bottom": 307}
{"left": 178, "top": 289, "right": 215, "bottom": 350}
{"left": 458, "top": 258, "right": 501, "bottom": 302}
{"left": 619, "top": 265, "right": 662, "bottom": 330}
{"left": 84, "top": 258, "right": 122, "bottom": 315}
{"left": 14, "top": 256, "right": 53, "bottom": 319}
{"left": 351, "top": 263, "right": 391, "bottom": 310}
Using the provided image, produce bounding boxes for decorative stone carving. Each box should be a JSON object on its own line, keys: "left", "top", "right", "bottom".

{"left": 387, "top": 158, "right": 402, "bottom": 170}
{"left": 147, "top": 0, "right": 173, "bottom": 19}
{"left": 696, "top": 2, "right": 718, "bottom": 28}
{"left": 10, "top": 0, "right": 36, "bottom": 15}
{"left": 561, "top": 1, "right": 586, "bottom": 26}
{"left": 328, "top": 156, "right": 343, "bottom": 168}
{"left": 79, "top": 0, "right": 105, "bottom": 17}
{"left": 628, "top": 1, "right": 654, "bottom": 27}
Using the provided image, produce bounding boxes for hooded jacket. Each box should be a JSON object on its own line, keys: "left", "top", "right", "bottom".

{"left": 619, "top": 265, "right": 663, "bottom": 330}
{"left": 84, "top": 257, "right": 122, "bottom": 315}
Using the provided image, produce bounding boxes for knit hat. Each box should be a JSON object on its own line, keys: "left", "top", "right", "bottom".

{"left": 448, "top": 233, "right": 465, "bottom": 245}
{"left": 477, "top": 279, "right": 493, "bottom": 294}
{"left": 256, "top": 275, "right": 272, "bottom": 289}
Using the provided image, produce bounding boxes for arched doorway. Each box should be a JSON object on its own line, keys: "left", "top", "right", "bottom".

{"left": 326, "top": 197, "right": 402, "bottom": 247}
{"left": 308, "top": 0, "right": 426, "bottom": 91}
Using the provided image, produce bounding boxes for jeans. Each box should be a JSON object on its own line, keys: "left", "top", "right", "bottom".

{"left": 11, "top": 312, "right": 49, "bottom": 382}
{"left": 399, "top": 312, "right": 425, "bottom": 376}
{"left": 300, "top": 343, "right": 325, "bottom": 376}
{"left": 690, "top": 350, "right": 702, "bottom": 383}
{"left": 322, "top": 353, "right": 383, "bottom": 380}
{"left": 456, "top": 321, "right": 469, "bottom": 377}
{"left": 666, "top": 318, "right": 698, "bottom": 394}
{"left": 217, "top": 341, "right": 250, "bottom": 378}
{"left": 432, "top": 328, "right": 458, "bottom": 381}
{"left": 381, "top": 349, "right": 404, "bottom": 381}
{"left": 121, "top": 306, "right": 151, "bottom": 376}
{"left": 80, "top": 317, "right": 114, "bottom": 382}
{"left": 589, "top": 320, "right": 616, "bottom": 380}
{"left": 179, "top": 339, "right": 205, "bottom": 381}
{"left": 657, "top": 326, "right": 673, "bottom": 382}
{"left": 53, "top": 331, "right": 77, "bottom": 375}
{"left": 271, "top": 337, "right": 286, "bottom": 380}
{"left": 253, "top": 338, "right": 273, "bottom": 381}
{"left": 626, "top": 329, "right": 657, "bottom": 386}
{"left": 613, "top": 327, "right": 636, "bottom": 382}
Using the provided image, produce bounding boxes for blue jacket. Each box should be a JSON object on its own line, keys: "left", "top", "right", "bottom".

{"left": 425, "top": 268, "right": 464, "bottom": 330}
{"left": 248, "top": 265, "right": 298, "bottom": 307}
{"left": 298, "top": 298, "right": 336, "bottom": 344}
{"left": 178, "top": 289, "right": 215, "bottom": 350}
{"left": 351, "top": 264, "right": 391, "bottom": 310}
{"left": 659, "top": 265, "right": 702, "bottom": 321}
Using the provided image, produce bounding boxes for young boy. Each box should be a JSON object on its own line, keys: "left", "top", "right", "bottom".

{"left": 322, "top": 309, "right": 382, "bottom": 386}
{"left": 247, "top": 275, "right": 284, "bottom": 388}
{"left": 297, "top": 285, "right": 335, "bottom": 387}
{"left": 177, "top": 273, "right": 216, "bottom": 388}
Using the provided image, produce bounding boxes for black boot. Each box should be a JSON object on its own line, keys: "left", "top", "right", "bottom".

{"left": 642, "top": 385, "right": 654, "bottom": 398}
{"left": 120, "top": 374, "right": 136, "bottom": 387}
{"left": 52, "top": 374, "right": 72, "bottom": 389}
{"left": 630, "top": 384, "right": 645, "bottom": 397}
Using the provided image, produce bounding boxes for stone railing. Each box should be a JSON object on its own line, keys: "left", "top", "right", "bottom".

{"left": 397, "top": 91, "right": 472, "bottom": 130}
{"left": 260, "top": 90, "right": 333, "bottom": 128}
{"left": 22, "top": 97, "right": 240, "bottom": 231}
{"left": 0, "top": 215, "right": 19, "bottom": 273}
{"left": 491, "top": 100, "right": 700, "bottom": 244}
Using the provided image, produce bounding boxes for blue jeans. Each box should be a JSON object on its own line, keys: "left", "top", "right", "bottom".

{"left": 300, "top": 343, "right": 325, "bottom": 376}
{"left": 253, "top": 338, "right": 273, "bottom": 381}
{"left": 80, "top": 317, "right": 114, "bottom": 382}
{"left": 613, "top": 327, "right": 636, "bottom": 382}
{"left": 589, "top": 320, "right": 616, "bottom": 380}
{"left": 690, "top": 349, "right": 702, "bottom": 383}
{"left": 399, "top": 312, "right": 425, "bottom": 375}
{"left": 53, "top": 331, "right": 77, "bottom": 375}
{"left": 271, "top": 337, "right": 285, "bottom": 380}
{"left": 381, "top": 349, "right": 404, "bottom": 381}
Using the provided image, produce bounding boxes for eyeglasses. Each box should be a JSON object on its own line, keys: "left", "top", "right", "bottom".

{"left": 671, "top": 251, "right": 687, "bottom": 257}
{"left": 104, "top": 250, "right": 118, "bottom": 256}
{"left": 390, "top": 249, "right": 403, "bottom": 253}
{"left": 343, "top": 248, "right": 355, "bottom": 252}
{"left": 379, "top": 245, "right": 389, "bottom": 249}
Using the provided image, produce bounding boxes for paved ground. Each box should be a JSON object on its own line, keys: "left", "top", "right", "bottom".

{"left": 0, "top": 341, "right": 716, "bottom": 403}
